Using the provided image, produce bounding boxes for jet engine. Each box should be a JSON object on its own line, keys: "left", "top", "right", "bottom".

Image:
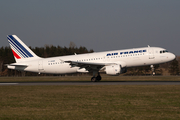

{"left": 105, "top": 65, "right": 121, "bottom": 75}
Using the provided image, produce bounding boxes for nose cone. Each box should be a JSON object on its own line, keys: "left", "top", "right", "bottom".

{"left": 169, "top": 53, "right": 176, "bottom": 61}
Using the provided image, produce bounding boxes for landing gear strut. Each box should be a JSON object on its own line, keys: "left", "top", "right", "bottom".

{"left": 150, "top": 65, "right": 155, "bottom": 76}
{"left": 91, "top": 72, "right": 102, "bottom": 82}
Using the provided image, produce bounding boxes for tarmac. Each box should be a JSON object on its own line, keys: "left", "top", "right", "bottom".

{"left": 1, "top": 81, "right": 180, "bottom": 86}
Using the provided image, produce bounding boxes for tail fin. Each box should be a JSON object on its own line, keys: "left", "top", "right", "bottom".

{"left": 7, "top": 35, "right": 40, "bottom": 63}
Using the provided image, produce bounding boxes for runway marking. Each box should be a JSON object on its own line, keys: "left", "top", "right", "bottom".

{"left": 0, "top": 83, "right": 19, "bottom": 85}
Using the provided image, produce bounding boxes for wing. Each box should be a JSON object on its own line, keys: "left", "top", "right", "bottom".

{"left": 65, "top": 60, "right": 105, "bottom": 72}
{"left": 64, "top": 60, "right": 126, "bottom": 72}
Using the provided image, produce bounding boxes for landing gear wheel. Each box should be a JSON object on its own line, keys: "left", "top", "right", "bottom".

{"left": 96, "top": 75, "right": 102, "bottom": 81}
{"left": 91, "top": 72, "right": 102, "bottom": 82}
{"left": 91, "top": 77, "right": 96, "bottom": 82}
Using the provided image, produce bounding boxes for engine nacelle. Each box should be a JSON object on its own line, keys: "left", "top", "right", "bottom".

{"left": 105, "top": 65, "right": 121, "bottom": 75}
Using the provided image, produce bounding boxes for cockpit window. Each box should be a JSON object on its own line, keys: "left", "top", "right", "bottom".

{"left": 160, "top": 50, "right": 168, "bottom": 54}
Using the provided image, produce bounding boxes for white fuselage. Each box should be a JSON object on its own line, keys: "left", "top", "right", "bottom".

{"left": 8, "top": 47, "right": 175, "bottom": 74}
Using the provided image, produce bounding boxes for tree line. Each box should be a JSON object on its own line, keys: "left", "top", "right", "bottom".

{"left": 0, "top": 44, "right": 179, "bottom": 76}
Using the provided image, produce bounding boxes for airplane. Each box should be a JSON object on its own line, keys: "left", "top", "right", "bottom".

{"left": 6, "top": 35, "right": 175, "bottom": 81}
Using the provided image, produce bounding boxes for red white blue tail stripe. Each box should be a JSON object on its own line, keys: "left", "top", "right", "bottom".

{"left": 7, "top": 35, "right": 34, "bottom": 59}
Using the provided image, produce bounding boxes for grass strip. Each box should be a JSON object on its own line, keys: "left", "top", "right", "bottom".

{"left": 0, "top": 85, "right": 180, "bottom": 120}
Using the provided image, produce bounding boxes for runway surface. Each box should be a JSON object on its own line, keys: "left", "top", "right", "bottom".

{"left": 1, "top": 81, "right": 180, "bottom": 86}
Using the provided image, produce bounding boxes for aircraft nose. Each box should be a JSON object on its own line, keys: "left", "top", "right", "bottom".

{"left": 170, "top": 53, "right": 176, "bottom": 61}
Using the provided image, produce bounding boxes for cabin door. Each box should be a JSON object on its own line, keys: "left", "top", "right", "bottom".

{"left": 148, "top": 48, "right": 154, "bottom": 59}
{"left": 38, "top": 60, "right": 44, "bottom": 74}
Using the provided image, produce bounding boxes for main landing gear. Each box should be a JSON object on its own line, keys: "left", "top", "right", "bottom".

{"left": 91, "top": 72, "right": 102, "bottom": 82}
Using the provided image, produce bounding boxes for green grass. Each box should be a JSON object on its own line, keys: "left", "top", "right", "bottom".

{"left": 0, "top": 75, "right": 180, "bottom": 82}
{"left": 0, "top": 85, "right": 180, "bottom": 120}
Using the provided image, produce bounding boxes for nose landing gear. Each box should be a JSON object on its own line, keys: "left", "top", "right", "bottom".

{"left": 151, "top": 65, "right": 155, "bottom": 76}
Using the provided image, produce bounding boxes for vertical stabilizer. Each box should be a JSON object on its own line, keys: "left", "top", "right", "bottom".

{"left": 7, "top": 35, "right": 40, "bottom": 63}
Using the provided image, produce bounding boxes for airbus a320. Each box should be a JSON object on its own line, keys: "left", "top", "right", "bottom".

{"left": 7, "top": 35, "right": 175, "bottom": 81}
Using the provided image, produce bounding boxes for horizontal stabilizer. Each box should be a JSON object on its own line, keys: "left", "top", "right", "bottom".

{"left": 8, "top": 63, "right": 28, "bottom": 67}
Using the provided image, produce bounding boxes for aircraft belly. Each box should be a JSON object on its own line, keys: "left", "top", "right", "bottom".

{"left": 56, "top": 67, "right": 77, "bottom": 74}
{"left": 24, "top": 65, "right": 39, "bottom": 73}
{"left": 44, "top": 64, "right": 77, "bottom": 74}
{"left": 125, "top": 57, "right": 142, "bottom": 67}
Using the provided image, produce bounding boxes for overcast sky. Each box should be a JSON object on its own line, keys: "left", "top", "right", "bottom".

{"left": 1, "top": 0, "right": 180, "bottom": 55}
